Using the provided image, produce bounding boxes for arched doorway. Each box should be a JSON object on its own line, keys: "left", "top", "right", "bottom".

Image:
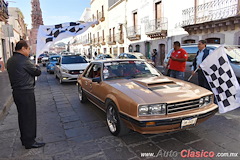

{"left": 145, "top": 42, "right": 150, "bottom": 59}
{"left": 136, "top": 45, "right": 140, "bottom": 52}
{"left": 129, "top": 45, "right": 133, "bottom": 52}
{"left": 205, "top": 38, "right": 220, "bottom": 44}
{"left": 159, "top": 44, "right": 165, "bottom": 65}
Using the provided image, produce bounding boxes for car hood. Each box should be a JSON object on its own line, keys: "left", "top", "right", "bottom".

{"left": 106, "top": 76, "right": 212, "bottom": 104}
{"left": 61, "top": 63, "right": 89, "bottom": 70}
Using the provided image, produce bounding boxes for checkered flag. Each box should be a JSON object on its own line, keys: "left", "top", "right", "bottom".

{"left": 36, "top": 21, "right": 97, "bottom": 63}
{"left": 200, "top": 46, "right": 240, "bottom": 113}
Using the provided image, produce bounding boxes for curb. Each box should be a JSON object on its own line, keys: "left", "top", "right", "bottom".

{"left": 0, "top": 95, "right": 13, "bottom": 121}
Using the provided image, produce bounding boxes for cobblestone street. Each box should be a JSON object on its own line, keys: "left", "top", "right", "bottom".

{"left": 0, "top": 69, "right": 240, "bottom": 160}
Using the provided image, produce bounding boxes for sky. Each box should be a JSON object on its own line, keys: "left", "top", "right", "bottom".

{"left": 9, "top": 0, "right": 90, "bottom": 28}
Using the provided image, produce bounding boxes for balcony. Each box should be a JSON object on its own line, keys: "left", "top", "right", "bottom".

{"left": 82, "top": 39, "right": 91, "bottom": 46}
{"left": 91, "top": 16, "right": 98, "bottom": 27}
{"left": 127, "top": 26, "right": 141, "bottom": 41}
{"left": 98, "top": 11, "right": 105, "bottom": 22}
{"left": 181, "top": 0, "right": 240, "bottom": 34}
{"left": 0, "top": 0, "right": 9, "bottom": 22}
{"left": 145, "top": 18, "right": 168, "bottom": 38}
{"left": 95, "top": 37, "right": 100, "bottom": 46}
{"left": 116, "top": 32, "right": 124, "bottom": 44}
{"left": 182, "top": 0, "right": 239, "bottom": 26}
{"left": 107, "top": 35, "right": 116, "bottom": 45}
{"left": 99, "top": 36, "right": 106, "bottom": 45}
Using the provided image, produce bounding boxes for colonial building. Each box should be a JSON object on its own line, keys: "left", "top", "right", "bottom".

{"left": 0, "top": 0, "right": 9, "bottom": 70}
{"left": 49, "top": 42, "right": 67, "bottom": 53}
{"left": 8, "top": 7, "right": 27, "bottom": 46}
{"left": 69, "top": 0, "right": 240, "bottom": 65}
{"left": 181, "top": 0, "right": 240, "bottom": 45}
{"left": 69, "top": 8, "right": 92, "bottom": 56}
{"left": 29, "top": 0, "right": 43, "bottom": 55}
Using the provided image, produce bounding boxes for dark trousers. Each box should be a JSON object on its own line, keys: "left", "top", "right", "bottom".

{"left": 198, "top": 70, "right": 211, "bottom": 90}
{"left": 12, "top": 89, "right": 36, "bottom": 147}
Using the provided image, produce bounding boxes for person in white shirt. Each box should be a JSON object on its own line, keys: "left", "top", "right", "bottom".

{"left": 191, "top": 40, "right": 213, "bottom": 90}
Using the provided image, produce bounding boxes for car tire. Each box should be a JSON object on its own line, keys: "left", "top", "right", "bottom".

{"left": 106, "top": 102, "right": 130, "bottom": 136}
{"left": 78, "top": 85, "right": 87, "bottom": 103}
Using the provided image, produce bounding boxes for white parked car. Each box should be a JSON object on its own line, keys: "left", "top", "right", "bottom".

{"left": 54, "top": 55, "right": 89, "bottom": 84}
{"left": 41, "top": 56, "right": 49, "bottom": 67}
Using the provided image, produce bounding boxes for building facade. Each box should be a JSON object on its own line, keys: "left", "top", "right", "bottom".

{"left": 69, "top": 0, "right": 240, "bottom": 66}
{"left": 181, "top": 0, "right": 240, "bottom": 45}
{"left": 8, "top": 7, "right": 27, "bottom": 48}
{"left": 0, "top": 0, "right": 8, "bottom": 70}
{"left": 29, "top": 0, "right": 43, "bottom": 55}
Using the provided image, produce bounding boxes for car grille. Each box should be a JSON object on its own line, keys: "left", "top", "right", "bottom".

{"left": 69, "top": 70, "right": 84, "bottom": 75}
{"left": 167, "top": 98, "right": 201, "bottom": 114}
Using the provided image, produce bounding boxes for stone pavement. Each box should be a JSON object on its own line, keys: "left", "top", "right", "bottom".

{"left": 0, "top": 69, "right": 239, "bottom": 160}
{"left": 0, "top": 71, "right": 13, "bottom": 121}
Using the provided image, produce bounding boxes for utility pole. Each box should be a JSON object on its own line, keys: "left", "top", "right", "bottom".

{"left": 194, "top": 0, "right": 198, "bottom": 24}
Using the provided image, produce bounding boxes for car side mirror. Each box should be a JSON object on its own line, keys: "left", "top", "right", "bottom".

{"left": 92, "top": 77, "right": 101, "bottom": 83}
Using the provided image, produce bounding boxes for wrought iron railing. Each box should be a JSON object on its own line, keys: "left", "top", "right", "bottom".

{"left": 182, "top": 0, "right": 238, "bottom": 26}
{"left": 115, "top": 32, "right": 124, "bottom": 42}
{"left": 98, "top": 11, "right": 105, "bottom": 21}
{"left": 99, "top": 36, "right": 105, "bottom": 44}
{"left": 106, "top": 35, "right": 116, "bottom": 44}
{"left": 145, "top": 18, "right": 168, "bottom": 34}
{"left": 127, "top": 25, "right": 141, "bottom": 37}
{"left": 0, "top": 0, "right": 9, "bottom": 19}
{"left": 82, "top": 39, "right": 91, "bottom": 45}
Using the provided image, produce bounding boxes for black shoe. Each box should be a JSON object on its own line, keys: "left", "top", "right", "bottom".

{"left": 25, "top": 142, "right": 45, "bottom": 149}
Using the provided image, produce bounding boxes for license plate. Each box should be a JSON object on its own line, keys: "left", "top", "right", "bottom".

{"left": 181, "top": 117, "right": 197, "bottom": 128}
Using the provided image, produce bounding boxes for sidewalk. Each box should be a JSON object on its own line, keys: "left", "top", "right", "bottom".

{"left": 0, "top": 71, "right": 13, "bottom": 121}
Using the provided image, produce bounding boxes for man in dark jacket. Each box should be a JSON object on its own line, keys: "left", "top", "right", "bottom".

{"left": 191, "top": 40, "right": 212, "bottom": 90}
{"left": 7, "top": 40, "right": 45, "bottom": 149}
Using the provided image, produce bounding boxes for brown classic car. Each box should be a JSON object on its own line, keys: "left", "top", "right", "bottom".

{"left": 77, "top": 59, "right": 218, "bottom": 136}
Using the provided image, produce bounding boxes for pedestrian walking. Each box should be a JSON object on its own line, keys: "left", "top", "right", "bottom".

{"left": 7, "top": 40, "right": 45, "bottom": 149}
{"left": 151, "top": 49, "right": 157, "bottom": 66}
{"left": 191, "top": 40, "right": 212, "bottom": 90}
{"left": 168, "top": 41, "right": 188, "bottom": 80}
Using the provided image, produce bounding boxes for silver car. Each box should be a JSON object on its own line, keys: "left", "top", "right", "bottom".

{"left": 55, "top": 55, "right": 89, "bottom": 84}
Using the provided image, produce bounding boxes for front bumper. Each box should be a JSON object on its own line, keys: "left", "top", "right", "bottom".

{"left": 120, "top": 105, "right": 218, "bottom": 134}
{"left": 61, "top": 72, "right": 79, "bottom": 82}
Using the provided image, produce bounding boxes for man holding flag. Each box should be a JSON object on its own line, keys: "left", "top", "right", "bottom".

{"left": 191, "top": 40, "right": 213, "bottom": 90}
{"left": 198, "top": 45, "right": 240, "bottom": 113}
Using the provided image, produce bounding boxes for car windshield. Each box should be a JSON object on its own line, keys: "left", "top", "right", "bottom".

{"left": 224, "top": 46, "right": 240, "bottom": 63}
{"left": 103, "top": 60, "right": 162, "bottom": 80}
{"left": 62, "top": 56, "right": 87, "bottom": 64}
{"left": 49, "top": 57, "right": 60, "bottom": 62}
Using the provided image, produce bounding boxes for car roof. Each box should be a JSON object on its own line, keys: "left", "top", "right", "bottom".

{"left": 181, "top": 44, "right": 240, "bottom": 47}
{"left": 91, "top": 59, "right": 145, "bottom": 63}
{"left": 120, "top": 52, "right": 143, "bottom": 55}
{"left": 49, "top": 55, "right": 60, "bottom": 58}
{"left": 61, "top": 55, "right": 83, "bottom": 57}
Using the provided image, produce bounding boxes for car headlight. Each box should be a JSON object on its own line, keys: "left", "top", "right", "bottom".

{"left": 62, "top": 69, "right": 69, "bottom": 73}
{"left": 199, "top": 95, "right": 212, "bottom": 107}
{"left": 138, "top": 104, "right": 166, "bottom": 116}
